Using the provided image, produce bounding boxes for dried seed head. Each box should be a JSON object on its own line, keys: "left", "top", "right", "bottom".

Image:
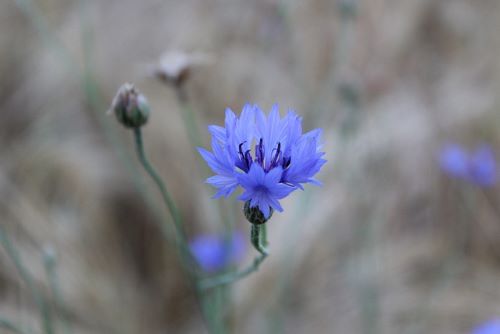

{"left": 152, "top": 50, "right": 213, "bottom": 87}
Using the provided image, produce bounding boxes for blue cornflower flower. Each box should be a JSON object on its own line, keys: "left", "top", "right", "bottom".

{"left": 440, "top": 144, "right": 497, "bottom": 187}
{"left": 472, "top": 319, "right": 500, "bottom": 334}
{"left": 189, "top": 232, "right": 245, "bottom": 272}
{"left": 198, "top": 104, "right": 326, "bottom": 220}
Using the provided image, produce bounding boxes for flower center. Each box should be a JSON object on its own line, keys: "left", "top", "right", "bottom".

{"left": 254, "top": 185, "right": 268, "bottom": 193}
{"left": 237, "top": 138, "right": 288, "bottom": 173}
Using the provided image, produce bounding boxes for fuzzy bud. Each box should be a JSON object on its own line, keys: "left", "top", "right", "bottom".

{"left": 244, "top": 201, "right": 273, "bottom": 225}
{"left": 109, "top": 83, "right": 150, "bottom": 128}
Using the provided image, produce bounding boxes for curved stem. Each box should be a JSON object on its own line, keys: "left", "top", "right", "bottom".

{"left": 133, "top": 127, "right": 199, "bottom": 269}
{"left": 0, "top": 226, "right": 54, "bottom": 334}
{"left": 133, "top": 128, "right": 183, "bottom": 237}
{"left": 199, "top": 224, "right": 269, "bottom": 290}
{"left": 132, "top": 127, "right": 217, "bottom": 329}
{"left": 251, "top": 224, "right": 268, "bottom": 253}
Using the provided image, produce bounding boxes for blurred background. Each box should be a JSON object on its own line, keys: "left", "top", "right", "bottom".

{"left": 1, "top": 0, "right": 500, "bottom": 333}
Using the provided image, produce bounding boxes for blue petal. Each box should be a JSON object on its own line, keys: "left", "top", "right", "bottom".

{"left": 266, "top": 166, "right": 283, "bottom": 184}
{"left": 258, "top": 201, "right": 271, "bottom": 218}
{"left": 237, "top": 164, "right": 264, "bottom": 189}
{"left": 206, "top": 175, "right": 238, "bottom": 198}
{"left": 255, "top": 104, "right": 288, "bottom": 169}
{"left": 269, "top": 183, "right": 296, "bottom": 198}
{"left": 267, "top": 195, "right": 284, "bottom": 212}
{"left": 224, "top": 108, "right": 237, "bottom": 130}
{"left": 237, "top": 104, "right": 256, "bottom": 142}
{"left": 283, "top": 133, "right": 326, "bottom": 187}
{"left": 208, "top": 125, "right": 226, "bottom": 142}
{"left": 198, "top": 148, "right": 219, "bottom": 173}
{"left": 238, "top": 190, "right": 253, "bottom": 201}
{"left": 249, "top": 195, "right": 261, "bottom": 208}
{"left": 283, "top": 111, "right": 302, "bottom": 156}
{"left": 249, "top": 163, "right": 266, "bottom": 184}
{"left": 198, "top": 145, "right": 232, "bottom": 176}
{"left": 206, "top": 175, "right": 236, "bottom": 187}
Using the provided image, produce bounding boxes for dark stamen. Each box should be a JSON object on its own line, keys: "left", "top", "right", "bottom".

{"left": 237, "top": 141, "right": 252, "bottom": 172}
{"left": 269, "top": 142, "right": 282, "bottom": 170}
{"left": 256, "top": 138, "right": 264, "bottom": 166}
{"left": 283, "top": 156, "right": 291, "bottom": 169}
{"left": 238, "top": 142, "right": 246, "bottom": 158}
{"left": 244, "top": 149, "right": 252, "bottom": 169}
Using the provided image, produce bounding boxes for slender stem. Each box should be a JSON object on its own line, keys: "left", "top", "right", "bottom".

{"left": 261, "top": 224, "right": 268, "bottom": 249}
{"left": 199, "top": 253, "right": 267, "bottom": 290}
{"left": 0, "top": 226, "right": 54, "bottom": 334}
{"left": 132, "top": 128, "right": 199, "bottom": 272}
{"left": 133, "top": 127, "right": 183, "bottom": 237}
{"left": 132, "top": 127, "right": 216, "bottom": 330}
{"left": 0, "top": 316, "right": 31, "bottom": 334}
{"left": 174, "top": 85, "right": 203, "bottom": 150}
{"left": 43, "top": 249, "right": 71, "bottom": 334}
{"left": 199, "top": 225, "right": 269, "bottom": 290}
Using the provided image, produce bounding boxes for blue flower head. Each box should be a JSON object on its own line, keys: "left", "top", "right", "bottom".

{"left": 198, "top": 104, "right": 326, "bottom": 221}
{"left": 440, "top": 144, "right": 497, "bottom": 187}
{"left": 189, "top": 232, "right": 245, "bottom": 272}
{"left": 472, "top": 319, "right": 500, "bottom": 334}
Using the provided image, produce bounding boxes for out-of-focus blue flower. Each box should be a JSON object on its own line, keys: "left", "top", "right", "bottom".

{"left": 472, "top": 318, "right": 500, "bottom": 334}
{"left": 440, "top": 144, "right": 497, "bottom": 187}
{"left": 469, "top": 146, "right": 497, "bottom": 186}
{"left": 440, "top": 144, "right": 468, "bottom": 178}
{"left": 189, "top": 232, "right": 245, "bottom": 272}
{"left": 198, "top": 104, "right": 326, "bottom": 218}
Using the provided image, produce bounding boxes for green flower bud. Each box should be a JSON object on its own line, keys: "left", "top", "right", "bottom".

{"left": 109, "top": 83, "right": 150, "bottom": 128}
{"left": 244, "top": 201, "right": 273, "bottom": 225}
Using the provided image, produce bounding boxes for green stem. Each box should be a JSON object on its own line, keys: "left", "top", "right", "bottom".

{"left": 199, "top": 225, "right": 268, "bottom": 290}
{"left": 133, "top": 127, "right": 183, "bottom": 238}
{"left": 250, "top": 224, "right": 268, "bottom": 255}
{"left": 0, "top": 226, "right": 54, "bottom": 334}
{"left": 132, "top": 128, "right": 201, "bottom": 273}
{"left": 43, "top": 249, "right": 71, "bottom": 334}
{"left": 132, "top": 127, "right": 217, "bottom": 330}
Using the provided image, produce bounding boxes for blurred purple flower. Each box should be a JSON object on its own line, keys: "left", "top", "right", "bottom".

{"left": 440, "top": 144, "right": 497, "bottom": 187}
{"left": 189, "top": 232, "right": 245, "bottom": 272}
{"left": 469, "top": 146, "right": 497, "bottom": 186}
{"left": 472, "top": 319, "right": 500, "bottom": 334}
{"left": 440, "top": 144, "right": 468, "bottom": 178}
{"left": 198, "top": 104, "right": 326, "bottom": 218}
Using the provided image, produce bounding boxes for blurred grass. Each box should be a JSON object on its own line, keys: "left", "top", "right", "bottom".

{"left": 2, "top": 0, "right": 500, "bottom": 333}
